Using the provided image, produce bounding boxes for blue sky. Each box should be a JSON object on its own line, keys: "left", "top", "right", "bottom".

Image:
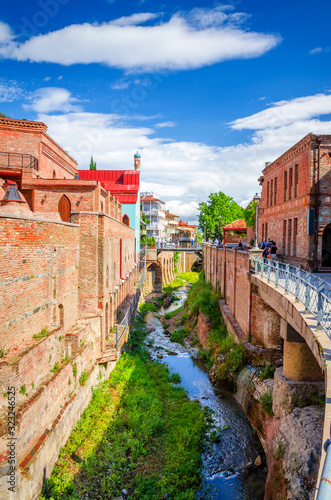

{"left": 1, "top": 0, "right": 331, "bottom": 221}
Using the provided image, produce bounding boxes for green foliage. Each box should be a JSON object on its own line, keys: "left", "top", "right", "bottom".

{"left": 170, "top": 328, "right": 189, "bottom": 345}
{"left": 41, "top": 317, "right": 206, "bottom": 500}
{"left": 168, "top": 372, "right": 181, "bottom": 384}
{"left": 209, "top": 424, "right": 231, "bottom": 443}
{"left": 259, "top": 361, "right": 276, "bottom": 381}
{"left": 33, "top": 327, "right": 49, "bottom": 339}
{"left": 89, "top": 156, "right": 97, "bottom": 170}
{"left": 139, "top": 302, "right": 158, "bottom": 314}
{"left": 243, "top": 200, "right": 258, "bottom": 229}
{"left": 72, "top": 362, "right": 77, "bottom": 378}
{"left": 277, "top": 440, "right": 284, "bottom": 459}
{"left": 260, "top": 391, "right": 274, "bottom": 415}
{"left": 0, "top": 347, "right": 9, "bottom": 358}
{"left": 50, "top": 362, "right": 60, "bottom": 373}
{"left": 79, "top": 370, "right": 89, "bottom": 386}
{"left": 198, "top": 191, "right": 244, "bottom": 239}
{"left": 177, "top": 271, "right": 199, "bottom": 284}
{"left": 0, "top": 112, "right": 6, "bottom": 117}
{"left": 19, "top": 385, "right": 27, "bottom": 396}
{"left": 214, "top": 336, "right": 246, "bottom": 384}
{"left": 147, "top": 236, "right": 156, "bottom": 247}
{"left": 173, "top": 250, "right": 180, "bottom": 273}
{"left": 164, "top": 306, "right": 184, "bottom": 320}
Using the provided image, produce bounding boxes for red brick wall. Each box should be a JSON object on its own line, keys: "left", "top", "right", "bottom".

{"left": 0, "top": 118, "right": 78, "bottom": 180}
{"left": 258, "top": 133, "right": 331, "bottom": 269}
{"left": 0, "top": 215, "right": 79, "bottom": 352}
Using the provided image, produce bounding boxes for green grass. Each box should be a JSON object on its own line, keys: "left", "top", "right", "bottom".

{"left": 164, "top": 306, "right": 184, "bottom": 320}
{"left": 177, "top": 272, "right": 199, "bottom": 284}
{"left": 139, "top": 302, "right": 158, "bottom": 314}
{"left": 78, "top": 370, "right": 89, "bottom": 386}
{"left": 33, "top": 327, "right": 49, "bottom": 339}
{"left": 41, "top": 313, "right": 206, "bottom": 500}
{"left": 259, "top": 361, "right": 276, "bottom": 381}
{"left": 170, "top": 328, "right": 189, "bottom": 345}
{"left": 260, "top": 391, "right": 274, "bottom": 415}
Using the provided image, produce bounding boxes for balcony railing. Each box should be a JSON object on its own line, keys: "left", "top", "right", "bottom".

{"left": 0, "top": 152, "right": 39, "bottom": 171}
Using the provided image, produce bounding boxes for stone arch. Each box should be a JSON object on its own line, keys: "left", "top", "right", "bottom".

{"left": 122, "top": 214, "right": 130, "bottom": 226}
{"left": 147, "top": 261, "right": 162, "bottom": 292}
{"left": 58, "top": 195, "right": 71, "bottom": 222}
{"left": 322, "top": 223, "right": 331, "bottom": 267}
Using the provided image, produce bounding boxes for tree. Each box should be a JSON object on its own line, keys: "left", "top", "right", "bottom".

{"left": 89, "top": 156, "right": 97, "bottom": 170}
{"left": 243, "top": 201, "right": 258, "bottom": 229}
{"left": 0, "top": 112, "right": 6, "bottom": 118}
{"left": 198, "top": 191, "right": 244, "bottom": 240}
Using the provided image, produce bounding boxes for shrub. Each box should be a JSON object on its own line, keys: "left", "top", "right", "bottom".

{"left": 139, "top": 302, "right": 158, "bottom": 314}
{"left": 170, "top": 328, "right": 189, "bottom": 345}
{"left": 260, "top": 391, "right": 273, "bottom": 415}
{"left": 79, "top": 370, "right": 89, "bottom": 386}
{"left": 168, "top": 373, "right": 181, "bottom": 384}
{"left": 33, "top": 327, "right": 49, "bottom": 339}
{"left": 50, "top": 362, "right": 60, "bottom": 373}
{"left": 19, "top": 385, "right": 27, "bottom": 396}
{"left": 259, "top": 361, "right": 276, "bottom": 381}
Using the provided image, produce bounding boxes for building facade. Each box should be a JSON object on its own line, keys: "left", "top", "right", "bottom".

{"left": 258, "top": 133, "right": 331, "bottom": 270}
{"left": 140, "top": 191, "right": 166, "bottom": 241}
{"left": 0, "top": 117, "right": 141, "bottom": 499}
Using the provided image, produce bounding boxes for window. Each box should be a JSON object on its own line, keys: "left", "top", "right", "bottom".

{"left": 293, "top": 218, "right": 298, "bottom": 257}
{"left": 270, "top": 179, "right": 273, "bottom": 206}
{"left": 288, "top": 219, "right": 292, "bottom": 256}
{"left": 284, "top": 171, "right": 287, "bottom": 202}
{"left": 289, "top": 167, "right": 293, "bottom": 200}
{"left": 267, "top": 181, "right": 270, "bottom": 207}
{"left": 262, "top": 223, "right": 265, "bottom": 242}
{"left": 122, "top": 214, "right": 129, "bottom": 226}
{"left": 294, "top": 164, "right": 298, "bottom": 198}
{"left": 283, "top": 220, "right": 287, "bottom": 254}
{"left": 274, "top": 177, "right": 278, "bottom": 205}
{"left": 265, "top": 222, "right": 268, "bottom": 241}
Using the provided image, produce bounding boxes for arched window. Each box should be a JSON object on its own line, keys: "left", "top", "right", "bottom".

{"left": 53, "top": 170, "right": 56, "bottom": 179}
{"left": 122, "top": 214, "right": 129, "bottom": 226}
{"left": 58, "top": 195, "right": 71, "bottom": 222}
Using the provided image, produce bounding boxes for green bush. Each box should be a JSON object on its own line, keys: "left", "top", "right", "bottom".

{"left": 170, "top": 328, "right": 189, "bottom": 345}
{"left": 139, "top": 302, "right": 158, "bottom": 314}
{"left": 164, "top": 306, "right": 184, "bottom": 320}
{"left": 79, "top": 370, "right": 89, "bottom": 386}
{"left": 260, "top": 391, "right": 273, "bottom": 415}
{"left": 259, "top": 361, "right": 276, "bottom": 381}
{"left": 33, "top": 327, "right": 49, "bottom": 339}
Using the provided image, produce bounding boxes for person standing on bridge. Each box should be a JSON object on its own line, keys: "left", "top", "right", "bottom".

{"left": 270, "top": 241, "right": 277, "bottom": 262}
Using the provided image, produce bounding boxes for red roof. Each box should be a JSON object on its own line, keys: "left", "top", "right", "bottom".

{"left": 140, "top": 197, "right": 165, "bottom": 204}
{"left": 78, "top": 169, "right": 140, "bottom": 204}
{"left": 223, "top": 219, "right": 247, "bottom": 231}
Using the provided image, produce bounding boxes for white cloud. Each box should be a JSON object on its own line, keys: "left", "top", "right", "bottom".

{"left": 32, "top": 91, "right": 331, "bottom": 221}
{"left": 0, "top": 81, "right": 25, "bottom": 102}
{"left": 230, "top": 93, "right": 331, "bottom": 130}
{"left": 109, "top": 13, "right": 159, "bottom": 26}
{"left": 309, "top": 46, "right": 330, "bottom": 55}
{"left": 23, "top": 87, "right": 82, "bottom": 113}
{"left": 155, "top": 121, "right": 176, "bottom": 128}
{"left": 110, "top": 79, "right": 131, "bottom": 90}
{"left": 0, "top": 21, "right": 12, "bottom": 44}
{"left": 44, "top": 76, "right": 51, "bottom": 81}
{"left": 0, "top": 9, "right": 281, "bottom": 72}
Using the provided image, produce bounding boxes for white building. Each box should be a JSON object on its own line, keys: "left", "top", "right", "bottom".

{"left": 140, "top": 191, "right": 166, "bottom": 241}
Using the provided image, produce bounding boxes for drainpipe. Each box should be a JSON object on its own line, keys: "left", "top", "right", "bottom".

{"left": 314, "top": 137, "right": 321, "bottom": 270}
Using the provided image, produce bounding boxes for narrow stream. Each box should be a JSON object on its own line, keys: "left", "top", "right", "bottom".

{"left": 144, "top": 285, "right": 267, "bottom": 499}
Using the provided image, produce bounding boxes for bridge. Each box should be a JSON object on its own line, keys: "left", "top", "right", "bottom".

{"left": 204, "top": 244, "right": 331, "bottom": 498}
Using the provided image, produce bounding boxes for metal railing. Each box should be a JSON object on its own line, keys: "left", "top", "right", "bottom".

{"left": 0, "top": 152, "right": 39, "bottom": 171}
{"left": 155, "top": 242, "right": 202, "bottom": 250}
{"left": 249, "top": 255, "right": 331, "bottom": 339}
{"left": 115, "top": 249, "right": 147, "bottom": 349}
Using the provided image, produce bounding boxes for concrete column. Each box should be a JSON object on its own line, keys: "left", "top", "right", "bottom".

{"left": 283, "top": 340, "right": 324, "bottom": 381}
{"left": 281, "top": 320, "right": 324, "bottom": 381}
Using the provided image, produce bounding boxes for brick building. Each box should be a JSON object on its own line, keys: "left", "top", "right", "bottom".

{"left": 0, "top": 117, "right": 140, "bottom": 499}
{"left": 258, "top": 133, "right": 331, "bottom": 270}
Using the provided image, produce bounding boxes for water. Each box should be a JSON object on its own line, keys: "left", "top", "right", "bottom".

{"left": 144, "top": 286, "right": 267, "bottom": 500}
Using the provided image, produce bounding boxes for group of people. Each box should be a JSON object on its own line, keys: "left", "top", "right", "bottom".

{"left": 261, "top": 238, "right": 277, "bottom": 260}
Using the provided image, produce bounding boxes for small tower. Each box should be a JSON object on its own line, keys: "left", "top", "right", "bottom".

{"left": 134, "top": 151, "right": 141, "bottom": 171}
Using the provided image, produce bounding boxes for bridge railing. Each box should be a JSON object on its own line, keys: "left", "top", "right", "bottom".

{"left": 154, "top": 242, "right": 202, "bottom": 250}
{"left": 249, "top": 255, "right": 331, "bottom": 340}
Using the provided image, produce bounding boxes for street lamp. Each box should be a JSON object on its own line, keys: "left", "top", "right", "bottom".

{"left": 218, "top": 215, "right": 222, "bottom": 244}
{"left": 252, "top": 193, "right": 261, "bottom": 249}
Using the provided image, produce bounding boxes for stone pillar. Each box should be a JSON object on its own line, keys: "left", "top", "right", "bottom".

{"left": 250, "top": 292, "right": 282, "bottom": 349}
{"left": 281, "top": 320, "right": 324, "bottom": 381}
